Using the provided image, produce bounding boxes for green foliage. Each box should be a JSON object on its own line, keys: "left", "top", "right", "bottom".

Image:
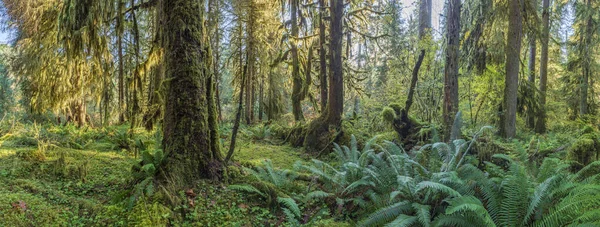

{"left": 381, "top": 107, "right": 396, "bottom": 123}
{"left": 567, "top": 128, "right": 600, "bottom": 169}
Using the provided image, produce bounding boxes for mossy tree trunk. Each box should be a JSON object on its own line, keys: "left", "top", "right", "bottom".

{"left": 318, "top": 0, "right": 328, "bottom": 113}
{"left": 303, "top": 0, "right": 343, "bottom": 152}
{"left": 291, "top": 0, "right": 305, "bottom": 122}
{"left": 158, "top": 0, "right": 223, "bottom": 187}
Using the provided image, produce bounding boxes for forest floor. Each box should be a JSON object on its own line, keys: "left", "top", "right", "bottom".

{"left": 0, "top": 119, "right": 590, "bottom": 226}
{"left": 0, "top": 123, "right": 343, "bottom": 226}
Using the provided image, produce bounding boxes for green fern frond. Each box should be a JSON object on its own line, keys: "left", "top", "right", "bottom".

{"left": 278, "top": 197, "right": 301, "bottom": 218}
{"left": 384, "top": 214, "right": 417, "bottom": 227}
{"left": 416, "top": 181, "right": 461, "bottom": 198}
{"left": 446, "top": 195, "right": 495, "bottom": 226}
{"left": 228, "top": 184, "right": 266, "bottom": 198}
{"left": 305, "top": 190, "right": 332, "bottom": 201}
{"left": 412, "top": 203, "right": 432, "bottom": 227}
{"left": 358, "top": 201, "right": 412, "bottom": 227}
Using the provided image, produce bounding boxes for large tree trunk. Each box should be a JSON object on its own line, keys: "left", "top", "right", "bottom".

{"left": 535, "top": 0, "right": 550, "bottom": 133}
{"left": 291, "top": 0, "right": 304, "bottom": 122}
{"left": 319, "top": 0, "right": 327, "bottom": 113}
{"left": 501, "top": 0, "right": 523, "bottom": 138}
{"left": 443, "top": 0, "right": 460, "bottom": 141}
{"left": 580, "top": 0, "right": 592, "bottom": 117}
{"left": 158, "top": 0, "right": 223, "bottom": 187}
{"left": 303, "top": 0, "right": 343, "bottom": 152}
{"left": 327, "top": 0, "right": 343, "bottom": 126}
{"left": 526, "top": 0, "right": 537, "bottom": 129}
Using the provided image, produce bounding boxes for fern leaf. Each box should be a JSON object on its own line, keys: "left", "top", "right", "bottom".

{"left": 228, "top": 184, "right": 266, "bottom": 198}
{"left": 416, "top": 181, "right": 461, "bottom": 198}
{"left": 278, "top": 197, "right": 301, "bottom": 218}
{"left": 383, "top": 214, "right": 417, "bottom": 227}
{"left": 358, "top": 201, "right": 412, "bottom": 227}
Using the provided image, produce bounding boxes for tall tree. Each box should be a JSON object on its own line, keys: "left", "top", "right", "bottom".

{"left": 501, "top": 0, "right": 523, "bottom": 138}
{"left": 418, "top": 0, "right": 432, "bottom": 40}
{"left": 535, "top": 0, "right": 550, "bottom": 133}
{"left": 526, "top": 0, "right": 537, "bottom": 128}
{"left": 318, "top": 0, "right": 328, "bottom": 112}
{"left": 158, "top": 0, "right": 223, "bottom": 187}
{"left": 303, "top": 0, "right": 343, "bottom": 152}
{"left": 290, "top": 0, "right": 304, "bottom": 121}
{"left": 579, "top": 0, "right": 593, "bottom": 117}
{"left": 443, "top": 0, "right": 461, "bottom": 140}
{"left": 327, "top": 0, "right": 344, "bottom": 126}
{"left": 117, "top": 0, "right": 125, "bottom": 124}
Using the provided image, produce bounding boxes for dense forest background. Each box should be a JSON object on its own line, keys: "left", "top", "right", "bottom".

{"left": 0, "top": 0, "right": 599, "bottom": 226}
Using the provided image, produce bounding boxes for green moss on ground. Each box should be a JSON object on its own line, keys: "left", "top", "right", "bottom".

{"left": 232, "top": 139, "right": 305, "bottom": 169}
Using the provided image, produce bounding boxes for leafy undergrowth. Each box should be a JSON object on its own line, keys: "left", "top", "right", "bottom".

{"left": 0, "top": 123, "right": 330, "bottom": 226}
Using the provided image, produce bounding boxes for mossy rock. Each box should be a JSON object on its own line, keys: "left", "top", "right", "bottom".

{"left": 567, "top": 132, "right": 600, "bottom": 170}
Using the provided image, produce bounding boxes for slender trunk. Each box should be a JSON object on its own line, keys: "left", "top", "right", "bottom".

{"left": 526, "top": 0, "right": 537, "bottom": 128}
{"left": 406, "top": 50, "right": 426, "bottom": 114}
{"left": 319, "top": 0, "right": 327, "bottom": 113}
{"left": 130, "top": 0, "right": 141, "bottom": 130}
{"left": 535, "top": 0, "right": 550, "bottom": 133}
{"left": 501, "top": 0, "right": 523, "bottom": 138}
{"left": 580, "top": 0, "right": 592, "bottom": 117}
{"left": 443, "top": 0, "right": 461, "bottom": 141}
{"left": 159, "top": 0, "right": 223, "bottom": 186}
{"left": 291, "top": 0, "right": 304, "bottom": 122}
{"left": 226, "top": 63, "right": 247, "bottom": 163}
{"left": 117, "top": 0, "right": 125, "bottom": 124}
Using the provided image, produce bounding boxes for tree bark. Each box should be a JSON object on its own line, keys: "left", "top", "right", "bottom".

{"left": 418, "top": 0, "right": 432, "bottom": 39}
{"left": 443, "top": 0, "right": 461, "bottom": 141}
{"left": 319, "top": 0, "right": 327, "bottom": 113}
{"left": 159, "top": 0, "right": 223, "bottom": 187}
{"left": 501, "top": 0, "right": 523, "bottom": 138}
{"left": 327, "top": 0, "right": 343, "bottom": 125}
{"left": 117, "top": 0, "right": 125, "bottom": 124}
{"left": 526, "top": 0, "right": 537, "bottom": 129}
{"left": 302, "top": 0, "right": 343, "bottom": 152}
{"left": 580, "top": 0, "right": 592, "bottom": 117}
{"left": 535, "top": 0, "right": 550, "bottom": 133}
{"left": 291, "top": 0, "right": 304, "bottom": 122}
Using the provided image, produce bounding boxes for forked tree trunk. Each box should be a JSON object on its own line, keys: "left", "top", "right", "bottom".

{"left": 303, "top": 0, "right": 343, "bottom": 152}
{"left": 158, "top": 0, "right": 223, "bottom": 187}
